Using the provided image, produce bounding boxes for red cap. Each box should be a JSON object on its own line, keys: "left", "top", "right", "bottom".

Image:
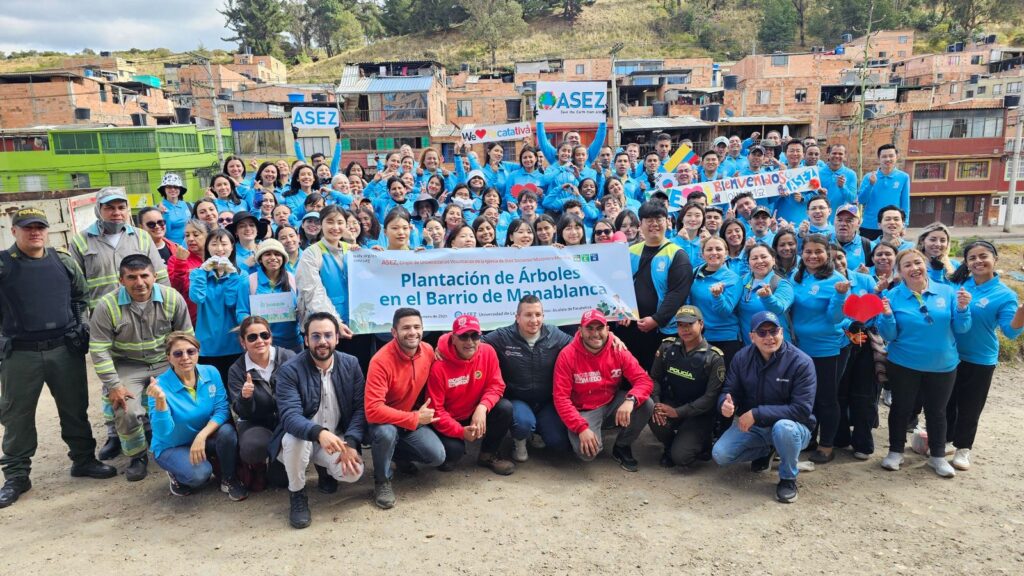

{"left": 580, "top": 309, "right": 608, "bottom": 327}
{"left": 452, "top": 315, "right": 481, "bottom": 335}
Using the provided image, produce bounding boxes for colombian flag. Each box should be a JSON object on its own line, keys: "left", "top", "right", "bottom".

{"left": 663, "top": 144, "right": 695, "bottom": 172}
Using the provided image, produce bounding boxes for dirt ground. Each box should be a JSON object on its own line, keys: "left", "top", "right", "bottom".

{"left": 2, "top": 366, "right": 1023, "bottom": 576}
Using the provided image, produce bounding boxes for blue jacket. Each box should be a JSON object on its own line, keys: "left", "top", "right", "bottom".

{"left": 671, "top": 235, "right": 703, "bottom": 268}
{"left": 834, "top": 234, "right": 870, "bottom": 271}
{"left": 148, "top": 364, "right": 230, "bottom": 459}
{"left": 536, "top": 122, "right": 606, "bottom": 166}
{"left": 687, "top": 265, "right": 742, "bottom": 341}
{"left": 736, "top": 271, "right": 794, "bottom": 344}
{"left": 877, "top": 281, "right": 971, "bottom": 372}
{"left": 629, "top": 241, "right": 692, "bottom": 335}
{"left": 774, "top": 192, "right": 809, "bottom": 226}
{"left": 720, "top": 154, "right": 748, "bottom": 178}
{"left": 160, "top": 199, "right": 192, "bottom": 245}
{"left": 268, "top": 350, "right": 367, "bottom": 462}
{"left": 237, "top": 269, "right": 301, "bottom": 352}
{"left": 955, "top": 275, "right": 1021, "bottom": 366}
{"left": 504, "top": 168, "right": 547, "bottom": 207}
{"left": 214, "top": 198, "right": 247, "bottom": 216}
{"left": 790, "top": 270, "right": 848, "bottom": 357}
{"left": 189, "top": 268, "right": 244, "bottom": 357}
{"left": 858, "top": 169, "right": 911, "bottom": 230}
{"left": 818, "top": 164, "right": 857, "bottom": 223}
{"left": 718, "top": 341, "right": 817, "bottom": 429}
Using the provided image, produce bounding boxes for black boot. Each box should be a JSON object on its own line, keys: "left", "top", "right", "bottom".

{"left": 0, "top": 477, "right": 31, "bottom": 508}
{"left": 70, "top": 459, "right": 117, "bottom": 479}
{"left": 289, "top": 489, "right": 311, "bottom": 529}
{"left": 315, "top": 465, "right": 337, "bottom": 494}
{"left": 98, "top": 436, "right": 121, "bottom": 460}
{"left": 125, "top": 454, "right": 149, "bottom": 482}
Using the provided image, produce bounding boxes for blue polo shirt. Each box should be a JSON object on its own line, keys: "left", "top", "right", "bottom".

{"left": 877, "top": 282, "right": 971, "bottom": 372}
{"left": 954, "top": 275, "right": 1022, "bottom": 366}
{"left": 148, "top": 364, "right": 230, "bottom": 459}
{"left": 858, "top": 169, "right": 910, "bottom": 231}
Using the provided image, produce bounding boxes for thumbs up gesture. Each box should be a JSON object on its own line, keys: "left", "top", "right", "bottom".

{"left": 956, "top": 287, "right": 972, "bottom": 311}
{"left": 241, "top": 373, "right": 255, "bottom": 399}
{"left": 417, "top": 397, "right": 438, "bottom": 426}
{"left": 721, "top": 393, "right": 735, "bottom": 418}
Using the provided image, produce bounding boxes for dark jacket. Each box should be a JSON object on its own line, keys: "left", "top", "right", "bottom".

{"left": 650, "top": 337, "right": 724, "bottom": 420}
{"left": 482, "top": 323, "right": 572, "bottom": 405}
{"left": 226, "top": 346, "right": 297, "bottom": 430}
{"left": 268, "top": 350, "right": 367, "bottom": 462}
{"left": 718, "top": 341, "right": 816, "bottom": 429}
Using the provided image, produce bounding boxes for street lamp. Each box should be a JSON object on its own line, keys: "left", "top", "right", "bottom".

{"left": 610, "top": 43, "right": 624, "bottom": 148}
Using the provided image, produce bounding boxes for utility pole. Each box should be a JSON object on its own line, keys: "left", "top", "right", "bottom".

{"left": 610, "top": 43, "right": 624, "bottom": 148}
{"left": 1004, "top": 107, "right": 1022, "bottom": 233}
{"left": 191, "top": 52, "right": 225, "bottom": 165}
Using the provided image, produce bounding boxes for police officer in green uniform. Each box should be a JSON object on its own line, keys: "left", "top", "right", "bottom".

{"left": 648, "top": 305, "right": 725, "bottom": 469}
{"left": 0, "top": 208, "right": 116, "bottom": 508}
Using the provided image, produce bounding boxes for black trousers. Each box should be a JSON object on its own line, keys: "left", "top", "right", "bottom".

{"left": 708, "top": 339, "right": 742, "bottom": 437}
{"left": 649, "top": 413, "right": 713, "bottom": 467}
{"left": 437, "top": 398, "right": 514, "bottom": 465}
{"left": 616, "top": 324, "right": 666, "bottom": 373}
{"left": 811, "top": 348, "right": 849, "bottom": 449}
{"left": 835, "top": 343, "right": 880, "bottom": 454}
{"left": 886, "top": 361, "right": 956, "bottom": 456}
{"left": 946, "top": 361, "right": 997, "bottom": 449}
{"left": 199, "top": 354, "right": 241, "bottom": 387}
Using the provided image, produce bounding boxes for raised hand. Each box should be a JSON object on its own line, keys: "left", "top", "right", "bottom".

{"left": 241, "top": 373, "right": 255, "bottom": 399}
{"left": 720, "top": 393, "right": 735, "bottom": 418}
{"left": 417, "top": 398, "right": 438, "bottom": 426}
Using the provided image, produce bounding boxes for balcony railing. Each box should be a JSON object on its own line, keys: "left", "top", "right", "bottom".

{"left": 339, "top": 108, "right": 428, "bottom": 123}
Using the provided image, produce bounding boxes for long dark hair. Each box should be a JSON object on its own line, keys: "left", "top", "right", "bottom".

{"left": 677, "top": 201, "right": 705, "bottom": 232}
{"left": 210, "top": 173, "right": 243, "bottom": 206}
{"left": 519, "top": 145, "right": 542, "bottom": 173}
{"left": 772, "top": 229, "right": 799, "bottom": 276}
{"left": 222, "top": 155, "right": 246, "bottom": 179}
{"left": 356, "top": 206, "right": 381, "bottom": 240}
{"left": 504, "top": 218, "right": 536, "bottom": 246}
{"left": 204, "top": 228, "right": 237, "bottom": 267}
{"left": 255, "top": 161, "right": 284, "bottom": 189}
{"left": 555, "top": 213, "right": 587, "bottom": 246}
{"left": 719, "top": 218, "right": 747, "bottom": 258}
{"left": 285, "top": 165, "right": 316, "bottom": 197}
{"left": 949, "top": 239, "right": 997, "bottom": 285}
{"left": 444, "top": 224, "right": 476, "bottom": 248}
{"left": 793, "top": 234, "right": 835, "bottom": 283}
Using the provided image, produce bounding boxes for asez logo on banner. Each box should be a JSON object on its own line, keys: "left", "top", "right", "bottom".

{"left": 573, "top": 254, "right": 599, "bottom": 263}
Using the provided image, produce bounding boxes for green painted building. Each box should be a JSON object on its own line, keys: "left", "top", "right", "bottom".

{"left": 0, "top": 124, "right": 233, "bottom": 208}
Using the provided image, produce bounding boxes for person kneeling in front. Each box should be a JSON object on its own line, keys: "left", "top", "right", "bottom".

{"left": 270, "top": 312, "right": 366, "bottom": 529}
{"left": 147, "top": 331, "right": 247, "bottom": 500}
{"left": 553, "top": 309, "right": 655, "bottom": 472}
{"left": 429, "top": 315, "right": 516, "bottom": 475}
{"left": 712, "top": 311, "right": 817, "bottom": 503}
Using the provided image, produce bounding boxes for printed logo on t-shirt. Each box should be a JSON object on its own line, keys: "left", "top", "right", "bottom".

{"left": 657, "top": 261, "right": 666, "bottom": 272}
{"left": 977, "top": 297, "right": 989, "bottom": 308}
{"left": 809, "top": 284, "right": 820, "bottom": 295}
{"left": 448, "top": 375, "right": 470, "bottom": 388}
{"left": 474, "top": 370, "right": 482, "bottom": 380}
{"left": 610, "top": 368, "right": 622, "bottom": 379}
{"left": 934, "top": 298, "right": 946, "bottom": 309}
{"left": 574, "top": 371, "right": 602, "bottom": 384}
{"left": 208, "top": 384, "right": 217, "bottom": 397}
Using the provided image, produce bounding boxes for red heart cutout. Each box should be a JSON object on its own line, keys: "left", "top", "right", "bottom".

{"left": 475, "top": 129, "right": 487, "bottom": 139}
{"left": 681, "top": 185, "right": 704, "bottom": 196}
{"left": 843, "top": 293, "right": 884, "bottom": 323}
{"left": 809, "top": 178, "right": 821, "bottom": 190}
{"left": 511, "top": 183, "right": 541, "bottom": 199}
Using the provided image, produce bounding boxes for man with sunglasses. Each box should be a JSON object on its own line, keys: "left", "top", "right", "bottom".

{"left": 712, "top": 311, "right": 816, "bottom": 503}
{"left": 88, "top": 254, "right": 193, "bottom": 482}
{"left": 0, "top": 208, "right": 117, "bottom": 508}
{"left": 553, "top": 309, "right": 655, "bottom": 472}
{"left": 428, "top": 315, "right": 515, "bottom": 475}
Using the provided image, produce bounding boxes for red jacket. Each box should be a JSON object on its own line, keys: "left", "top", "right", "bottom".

{"left": 169, "top": 251, "right": 202, "bottom": 324}
{"left": 364, "top": 339, "right": 434, "bottom": 430}
{"left": 553, "top": 332, "right": 653, "bottom": 434}
{"left": 427, "top": 333, "right": 505, "bottom": 439}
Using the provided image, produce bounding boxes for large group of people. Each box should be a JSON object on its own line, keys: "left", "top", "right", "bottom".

{"left": 2, "top": 126, "right": 1023, "bottom": 527}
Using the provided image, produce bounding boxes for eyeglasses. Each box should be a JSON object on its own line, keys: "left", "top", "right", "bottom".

{"left": 144, "top": 220, "right": 166, "bottom": 229}
{"left": 171, "top": 347, "right": 199, "bottom": 359}
{"left": 218, "top": 217, "right": 235, "bottom": 224}
{"left": 754, "top": 326, "right": 781, "bottom": 338}
{"left": 595, "top": 229, "right": 612, "bottom": 236}
{"left": 919, "top": 304, "right": 934, "bottom": 325}
{"left": 456, "top": 332, "right": 481, "bottom": 341}
{"left": 309, "top": 332, "right": 336, "bottom": 343}
{"left": 245, "top": 331, "right": 271, "bottom": 343}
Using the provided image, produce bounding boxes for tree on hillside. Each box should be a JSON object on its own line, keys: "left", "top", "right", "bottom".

{"left": 936, "top": 0, "right": 1024, "bottom": 39}
{"left": 308, "top": 0, "right": 365, "bottom": 57}
{"left": 283, "top": 0, "right": 314, "bottom": 55}
{"left": 758, "top": 0, "right": 796, "bottom": 53}
{"left": 792, "top": 0, "right": 808, "bottom": 47}
{"left": 381, "top": 0, "right": 468, "bottom": 35}
{"left": 562, "top": 0, "right": 596, "bottom": 22}
{"left": 220, "top": 0, "right": 289, "bottom": 57}
{"left": 459, "top": 0, "right": 528, "bottom": 69}
{"left": 520, "top": 0, "right": 560, "bottom": 19}
{"left": 810, "top": 0, "right": 900, "bottom": 45}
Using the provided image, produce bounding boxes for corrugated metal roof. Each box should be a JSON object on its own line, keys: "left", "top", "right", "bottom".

{"left": 337, "top": 75, "right": 433, "bottom": 94}
{"left": 619, "top": 116, "right": 709, "bottom": 131}
{"left": 719, "top": 116, "right": 810, "bottom": 124}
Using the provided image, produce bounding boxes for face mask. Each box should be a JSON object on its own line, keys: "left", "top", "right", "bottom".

{"left": 100, "top": 220, "right": 126, "bottom": 234}
{"left": 452, "top": 197, "right": 475, "bottom": 210}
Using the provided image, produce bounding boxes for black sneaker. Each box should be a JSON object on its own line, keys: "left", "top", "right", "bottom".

{"left": 776, "top": 478, "right": 798, "bottom": 503}
{"left": 612, "top": 445, "right": 639, "bottom": 472}
{"left": 221, "top": 479, "right": 249, "bottom": 501}
{"left": 437, "top": 462, "right": 457, "bottom": 472}
{"left": 70, "top": 459, "right": 117, "bottom": 479}
{"left": 168, "top": 473, "right": 192, "bottom": 497}
{"left": 659, "top": 450, "right": 674, "bottom": 468}
{"left": 289, "top": 489, "right": 311, "bottom": 529}
{"left": 125, "top": 455, "right": 149, "bottom": 482}
{"left": 751, "top": 447, "right": 776, "bottom": 472}
{"left": 315, "top": 465, "right": 337, "bottom": 494}
{"left": 0, "top": 477, "right": 31, "bottom": 508}
{"left": 374, "top": 480, "right": 396, "bottom": 509}
{"left": 97, "top": 436, "right": 121, "bottom": 461}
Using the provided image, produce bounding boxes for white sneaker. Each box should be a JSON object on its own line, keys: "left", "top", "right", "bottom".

{"left": 927, "top": 457, "right": 956, "bottom": 478}
{"left": 944, "top": 442, "right": 955, "bottom": 456}
{"left": 882, "top": 390, "right": 892, "bottom": 407}
{"left": 512, "top": 439, "right": 529, "bottom": 462}
{"left": 528, "top": 433, "right": 546, "bottom": 449}
{"left": 952, "top": 448, "right": 971, "bottom": 471}
{"left": 881, "top": 451, "right": 904, "bottom": 471}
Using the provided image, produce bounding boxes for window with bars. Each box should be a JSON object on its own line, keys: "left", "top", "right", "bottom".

{"left": 234, "top": 131, "right": 286, "bottom": 155}
{"left": 53, "top": 132, "right": 99, "bottom": 154}
{"left": 912, "top": 161, "right": 947, "bottom": 180}
{"left": 956, "top": 160, "right": 989, "bottom": 180}
{"left": 912, "top": 110, "right": 1004, "bottom": 140}
{"left": 100, "top": 131, "right": 156, "bottom": 153}
{"left": 109, "top": 171, "right": 150, "bottom": 196}
{"left": 157, "top": 132, "right": 200, "bottom": 153}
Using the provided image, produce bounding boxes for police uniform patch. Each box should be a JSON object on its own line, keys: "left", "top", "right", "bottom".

{"left": 717, "top": 366, "right": 726, "bottom": 381}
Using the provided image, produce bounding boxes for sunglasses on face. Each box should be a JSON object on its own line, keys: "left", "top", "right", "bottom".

{"left": 218, "top": 217, "right": 234, "bottom": 224}
{"left": 755, "top": 326, "right": 781, "bottom": 338}
{"left": 456, "top": 332, "right": 481, "bottom": 341}
{"left": 595, "top": 229, "right": 612, "bottom": 236}
{"left": 171, "top": 347, "right": 199, "bottom": 359}
{"left": 245, "top": 331, "right": 271, "bottom": 343}
{"left": 144, "top": 220, "right": 166, "bottom": 229}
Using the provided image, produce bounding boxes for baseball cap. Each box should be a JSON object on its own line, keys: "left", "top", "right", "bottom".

{"left": 675, "top": 305, "right": 703, "bottom": 323}
{"left": 452, "top": 315, "right": 481, "bottom": 336}
{"left": 580, "top": 309, "right": 608, "bottom": 327}
{"left": 750, "top": 311, "right": 782, "bottom": 331}
{"left": 752, "top": 206, "right": 771, "bottom": 218}
{"left": 749, "top": 145, "right": 766, "bottom": 155}
{"left": 712, "top": 136, "right": 729, "bottom": 147}
{"left": 836, "top": 203, "right": 860, "bottom": 218}
{"left": 11, "top": 207, "right": 49, "bottom": 227}
{"left": 302, "top": 211, "right": 321, "bottom": 222}
{"left": 96, "top": 187, "right": 128, "bottom": 205}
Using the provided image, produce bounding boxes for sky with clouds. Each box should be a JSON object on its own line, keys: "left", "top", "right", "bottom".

{"left": 0, "top": 0, "right": 237, "bottom": 54}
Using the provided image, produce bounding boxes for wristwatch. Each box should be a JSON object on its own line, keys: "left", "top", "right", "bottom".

{"left": 625, "top": 395, "right": 637, "bottom": 405}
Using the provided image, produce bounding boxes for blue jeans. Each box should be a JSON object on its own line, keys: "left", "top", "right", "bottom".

{"left": 154, "top": 423, "right": 238, "bottom": 488}
{"left": 369, "top": 423, "right": 446, "bottom": 482}
{"left": 509, "top": 400, "right": 570, "bottom": 452}
{"left": 712, "top": 419, "right": 810, "bottom": 480}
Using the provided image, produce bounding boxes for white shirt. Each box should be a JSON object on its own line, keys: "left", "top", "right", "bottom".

{"left": 312, "top": 357, "right": 339, "bottom": 431}
{"left": 244, "top": 347, "right": 277, "bottom": 384}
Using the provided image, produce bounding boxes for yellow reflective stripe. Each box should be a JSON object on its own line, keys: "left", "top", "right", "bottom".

{"left": 94, "top": 361, "right": 116, "bottom": 374}
{"left": 103, "top": 296, "right": 121, "bottom": 324}
{"left": 89, "top": 341, "right": 113, "bottom": 351}
{"left": 112, "top": 337, "right": 166, "bottom": 351}
{"left": 72, "top": 234, "right": 87, "bottom": 253}
{"left": 86, "top": 275, "right": 118, "bottom": 287}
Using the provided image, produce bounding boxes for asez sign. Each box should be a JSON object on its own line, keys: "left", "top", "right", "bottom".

{"left": 535, "top": 81, "right": 607, "bottom": 123}
{"left": 291, "top": 107, "right": 339, "bottom": 128}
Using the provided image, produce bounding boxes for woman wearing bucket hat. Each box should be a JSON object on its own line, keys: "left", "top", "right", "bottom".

{"left": 157, "top": 173, "right": 192, "bottom": 245}
{"left": 236, "top": 239, "right": 301, "bottom": 352}
{"left": 227, "top": 211, "right": 269, "bottom": 277}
